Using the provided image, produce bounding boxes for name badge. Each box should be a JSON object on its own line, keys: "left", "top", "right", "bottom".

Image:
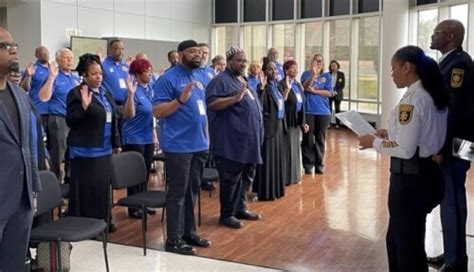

{"left": 119, "top": 78, "right": 126, "bottom": 89}
{"left": 197, "top": 100, "right": 206, "bottom": 115}
{"left": 295, "top": 92, "right": 303, "bottom": 103}
{"left": 106, "top": 112, "right": 112, "bottom": 123}
{"left": 246, "top": 89, "right": 255, "bottom": 100}
{"left": 278, "top": 98, "right": 284, "bottom": 111}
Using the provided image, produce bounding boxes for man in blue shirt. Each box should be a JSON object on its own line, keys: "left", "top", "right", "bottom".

{"left": 152, "top": 40, "right": 210, "bottom": 256}
{"left": 163, "top": 50, "right": 179, "bottom": 74}
{"left": 38, "top": 48, "right": 79, "bottom": 180}
{"left": 267, "top": 47, "right": 284, "bottom": 81}
{"left": 20, "top": 46, "right": 50, "bottom": 129}
{"left": 102, "top": 39, "right": 129, "bottom": 105}
{"left": 206, "top": 46, "right": 263, "bottom": 229}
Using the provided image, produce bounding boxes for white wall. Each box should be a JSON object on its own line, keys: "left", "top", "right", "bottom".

{"left": 40, "top": 0, "right": 212, "bottom": 55}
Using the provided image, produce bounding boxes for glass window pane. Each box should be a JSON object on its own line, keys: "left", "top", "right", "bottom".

{"left": 417, "top": 0, "right": 437, "bottom": 6}
{"left": 215, "top": 0, "right": 238, "bottom": 23}
{"left": 450, "top": 4, "right": 468, "bottom": 49}
{"left": 214, "top": 26, "right": 240, "bottom": 57}
{"left": 354, "top": 102, "right": 378, "bottom": 114}
{"left": 301, "top": 0, "right": 323, "bottom": 19}
{"left": 417, "top": 9, "right": 438, "bottom": 59}
{"left": 329, "top": 0, "right": 351, "bottom": 16}
{"left": 272, "top": 24, "right": 295, "bottom": 62}
{"left": 357, "top": 16, "right": 379, "bottom": 102}
{"left": 243, "top": 25, "right": 267, "bottom": 64}
{"left": 329, "top": 19, "right": 351, "bottom": 99}
{"left": 302, "top": 22, "right": 323, "bottom": 70}
{"left": 340, "top": 100, "right": 349, "bottom": 111}
{"left": 355, "top": 0, "right": 379, "bottom": 13}
{"left": 244, "top": 0, "right": 266, "bottom": 22}
{"left": 273, "top": 0, "right": 294, "bottom": 21}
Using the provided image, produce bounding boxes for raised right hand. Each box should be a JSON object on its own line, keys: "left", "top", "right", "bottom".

{"left": 25, "top": 62, "right": 35, "bottom": 76}
{"left": 80, "top": 85, "right": 93, "bottom": 110}
{"left": 258, "top": 71, "right": 267, "bottom": 88}
{"left": 233, "top": 83, "right": 247, "bottom": 103}
{"left": 48, "top": 61, "right": 59, "bottom": 78}
{"left": 179, "top": 81, "right": 194, "bottom": 103}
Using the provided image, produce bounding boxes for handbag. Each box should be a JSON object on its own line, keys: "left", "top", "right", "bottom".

{"left": 36, "top": 241, "right": 72, "bottom": 272}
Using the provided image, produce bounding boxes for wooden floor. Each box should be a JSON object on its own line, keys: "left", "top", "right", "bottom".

{"left": 108, "top": 128, "right": 474, "bottom": 272}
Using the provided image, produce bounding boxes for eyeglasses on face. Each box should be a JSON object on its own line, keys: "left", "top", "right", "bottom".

{"left": 0, "top": 42, "right": 18, "bottom": 51}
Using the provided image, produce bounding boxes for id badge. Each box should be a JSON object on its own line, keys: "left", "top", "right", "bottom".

{"left": 197, "top": 100, "right": 206, "bottom": 115}
{"left": 295, "top": 92, "right": 303, "bottom": 103}
{"left": 106, "top": 112, "right": 112, "bottom": 123}
{"left": 119, "top": 78, "right": 126, "bottom": 89}
{"left": 246, "top": 89, "right": 255, "bottom": 100}
{"left": 278, "top": 98, "right": 284, "bottom": 110}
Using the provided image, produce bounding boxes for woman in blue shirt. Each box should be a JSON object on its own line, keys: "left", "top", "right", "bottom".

{"left": 246, "top": 60, "right": 261, "bottom": 92}
{"left": 122, "top": 58, "right": 157, "bottom": 219}
{"left": 301, "top": 54, "right": 334, "bottom": 174}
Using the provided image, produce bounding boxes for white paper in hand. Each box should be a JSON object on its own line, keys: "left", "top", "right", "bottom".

{"left": 335, "top": 110, "right": 376, "bottom": 136}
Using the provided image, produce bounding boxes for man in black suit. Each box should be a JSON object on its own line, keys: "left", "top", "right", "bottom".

{"left": 0, "top": 27, "right": 41, "bottom": 271}
{"left": 427, "top": 19, "right": 474, "bottom": 272}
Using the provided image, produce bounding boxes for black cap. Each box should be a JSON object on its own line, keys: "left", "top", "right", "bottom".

{"left": 177, "top": 40, "right": 199, "bottom": 52}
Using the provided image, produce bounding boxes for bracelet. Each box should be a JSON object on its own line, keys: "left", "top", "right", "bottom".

{"left": 176, "top": 98, "right": 184, "bottom": 105}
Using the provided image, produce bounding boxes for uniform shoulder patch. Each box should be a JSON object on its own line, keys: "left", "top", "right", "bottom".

{"left": 451, "top": 68, "right": 464, "bottom": 88}
{"left": 399, "top": 104, "right": 414, "bottom": 125}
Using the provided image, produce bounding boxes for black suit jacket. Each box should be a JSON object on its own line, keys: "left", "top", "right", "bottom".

{"left": 438, "top": 47, "right": 474, "bottom": 155}
{"left": 278, "top": 79, "right": 305, "bottom": 128}
{"left": 257, "top": 82, "right": 287, "bottom": 139}
{"left": 66, "top": 85, "right": 121, "bottom": 150}
{"left": 332, "top": 71, "right": 345, "bottom": 101}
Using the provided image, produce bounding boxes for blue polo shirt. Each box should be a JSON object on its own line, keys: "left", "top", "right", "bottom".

{"left": 152, "top": 64, "right": 208, "bottom": 153}
{"left": 28, "top": 61, "right": 49, "bottom": 115}
{"left": 206, "top": 69, "right": 263, "bottom": 164}
{"left": 69, "top": 88, "right": 113, "bottom": 158}
{"left": 197, "top": 65, "right": 215, "bottom": 88}
{"left": 269, "top": 81, "right": 284, "bottom": 119}
{"left": 102, "top": 56, "right": 129, "bottom": 104}
{"left": 122, "top": 84, "right": 154, "bottom": 145}
{"left": 276, "top": 62, "right": 284, "bottom": 81}
{"left": 247, "top": 75, "right": 260, "bottom": 92}
{"left": 301, "top": 71, "right": 333, "bottom": 115}
{"left": 48, "top": 70, "right": 80, "bottom": 116}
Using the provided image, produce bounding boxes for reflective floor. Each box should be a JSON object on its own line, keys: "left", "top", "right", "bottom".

{"left": 109, "top": 128, "right": 474, "bottom": 272}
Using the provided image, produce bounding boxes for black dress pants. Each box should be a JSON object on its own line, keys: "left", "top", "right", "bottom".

{"left": 302, "top": 114, "right": 330, "bottom": 171}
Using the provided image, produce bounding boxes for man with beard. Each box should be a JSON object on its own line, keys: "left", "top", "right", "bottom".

{"left": 0, "top": 27, "right": 41, "bottom": 271}
{"left": 206, "top": 46, "right": 263, "bottom": 229}
{"left": 102, "top": 39, "right": 129, "bottom": 105}
{"left": 427, "top": 19, "right": 474, "bottom": 272}
{"left": 152, "top": 40, "right": 210, "bottom": 255}
{"left": 20, "top": 46, "right": 50, "bottom": 128}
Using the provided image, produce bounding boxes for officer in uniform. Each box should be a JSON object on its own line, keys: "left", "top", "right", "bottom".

{"left": 359, "top": 45, "right": 449, "bottom": 272}
{"left": 152, "top": 40, "right": 210, "bottom": 255}
{"left": 102, "top": 39, "right": 129, "bottom": 106}
{"left": 427, "top": 19, "right": 474, "bottom": 272}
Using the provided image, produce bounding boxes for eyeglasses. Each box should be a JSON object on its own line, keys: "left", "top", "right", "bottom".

{"left": 0, "top": 42, "right": 18, "bottom": 51}
{"left": 432, "top": 30, "right": 447, "bottom": 35}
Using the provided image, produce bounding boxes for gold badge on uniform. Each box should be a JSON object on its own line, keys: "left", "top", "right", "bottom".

{"left": 196, "top": 81, "right": 204, "bottom": 90}
{"left": 451, "top": 68, "right": 464, "bottom": 88}
{"left": 399, "top": 104, "right": 414, "bottom": 125}
{"left": 382, "top": 140, "right": 399, "bottom": 148}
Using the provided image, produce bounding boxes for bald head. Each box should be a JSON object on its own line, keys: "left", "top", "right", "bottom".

{"left": 430, "top": 19, "right": 465, "bottom": 53}
{"left": 35, "top": 46, "right": 49, "bottom": 64}
{"left": 267, "top": 47, "right": 278, "bottom": 62}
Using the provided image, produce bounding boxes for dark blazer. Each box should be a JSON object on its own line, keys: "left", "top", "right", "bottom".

{"left": 0, "top": 81, "right": 41, "bottom": 215}
{"left": 331, "top": 71, "right": 345, "bottom": 101}
{"left": 438, "top": 47, "right": 474, "bottom": 155}
{"left": 257, "top": 81, "right": 287, "bottom": 139}
{"left": 66, "top": 84, "right": 121, "bottom": 149}
{"left": 278, "top": 79, "right": 305, "bottom": 128}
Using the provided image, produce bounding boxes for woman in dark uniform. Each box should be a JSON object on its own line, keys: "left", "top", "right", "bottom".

{"left": 328, "top": 60, "right": 345, "bottom": 128}
{"left": 253, "top": 60, "right": 286, "bottom": 200}
{"left": 359, "top": 46, "right": 450, "bottom": 272}
{"left": 66, "top": 54, "right": 121, "bottom": 232}
{"left": 278, "top": 60, "right": 308, "bottom": 185}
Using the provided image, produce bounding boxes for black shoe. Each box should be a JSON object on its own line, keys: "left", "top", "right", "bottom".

{"left": 235, "top": 210, "right": 261, "bottom": 221}
{"left": 129, "top": 210, "right": 143, "bottom": 219}
{"left": 315, "top": 167, "right": 324, "bottom": 174}
{"left": 219, "top": 216, "right": 243, "bottom": 229}
{"left": 146, "top": 208, "right": 156, "bottom": 215}
{"left": 108, "top": 223, "right": 117, "bottom": 233}
{"left": 165, "top": 239, "right": 196, "bottom": 255}
{"left": 201, "top": 181, "right": 215, "bottom": 192}
{"left": 304, "top": 169, "right": 313, "bottom": 175}
{"left": 183, "top": 235, "right": 211, "bottom": 248}
{"left": 427, "top": 254, "right": 444, "bottom": 268}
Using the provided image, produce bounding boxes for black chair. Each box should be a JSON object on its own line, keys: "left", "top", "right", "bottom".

{"left": 110, "top": 151, "right": 166, "bottom": 256}
{"left": 202, "top": 168, "right": 219, "bottom": 197}
{"left": 31, "top": 171, "right": 109, "bottom": 272}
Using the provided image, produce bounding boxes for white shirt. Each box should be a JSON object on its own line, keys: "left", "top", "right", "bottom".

{"left": 438, "top": 48, "right": 456, "bottom": 64}
{"left": 373, "top": 80, "right": 448, "bottom": 159}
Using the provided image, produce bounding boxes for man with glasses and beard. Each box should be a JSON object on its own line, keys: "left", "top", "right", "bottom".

{"left": 152, "top": 40, "right": 210, "bottom": 255}
{"left": 206, "top": 46, "right": 263, "bottom": 229}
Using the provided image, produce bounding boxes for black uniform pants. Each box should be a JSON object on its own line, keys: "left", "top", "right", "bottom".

{"left": 329, "top": 98, "right": 342, "bottom": 125}
{"left": 215, "top": 156, "right": 256, "bottom": 218}
{"left": 122, "top": 144, "right": 154, "bottom": 214}
{"left": 302, "top": 114, "right": 330, "bottom": 171}
{"left": 165, "top": 151, "right": 208, "bottom": 241}
{"left": 48, "top": 115, "right": 68, "bottom": 180}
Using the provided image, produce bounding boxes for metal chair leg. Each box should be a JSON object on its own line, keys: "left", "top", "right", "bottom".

{"left": 198, "top": 189, "right": 201, "bottom": 226}
{"left": 142, "top": 206, "right": 147, "bottom": 256}
{"left": 102, "top": 230, "right": 110, "bottom": 272}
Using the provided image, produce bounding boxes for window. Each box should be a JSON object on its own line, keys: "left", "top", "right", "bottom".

{"left": 243, "top": 25, "right": 267, "bottom": 63}
{"left": 450, "top": 4, "right": 468, "bottom": 49}
{"left": 300, "top": 0, "right": 323, "bottom": 18}
{"left": 328, "top": 19, "right": 351, "bottom": 104}
{"left": 272, "top": 0, "right": 294, "bottom": 21}
{"left": 417, "top": 9, "right": 438, "bottom": 59}
{"left": 272, "top": 24, "right": 295, "bottom": 62}
{"left": 215, "top": 0, "right": 238, "bottom": 23}
{"left": 328, "top": 0, "right": 351, "bottom": 16}
{"left": 214, "top": 26, "right": 240, "bottom": 57}
{"left": 301, "top": 22, "right": 323, "bottom": 69}
{"left": 355, "top": 0, "right": 379, "bottom": 13}
{"left": 244, "top": 0, "right": 266, "bottom": 22}
{"left": 416, "top": 0, "right": 437, "bottom": 6}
